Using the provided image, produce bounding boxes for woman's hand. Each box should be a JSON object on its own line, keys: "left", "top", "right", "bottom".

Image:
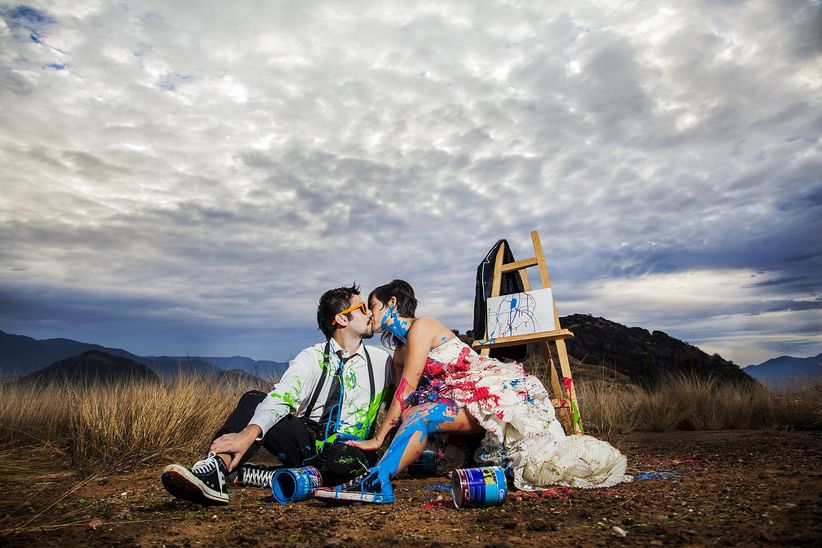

{"left": 344, "top": 437, "right": 383, "bottom": 452}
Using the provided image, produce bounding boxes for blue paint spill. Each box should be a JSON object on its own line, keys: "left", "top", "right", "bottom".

{"left": 632, "top": 470, "right": 683, "bottom": 481}
{"left": 331, "top": 403, "right": 456, "bottom": 501}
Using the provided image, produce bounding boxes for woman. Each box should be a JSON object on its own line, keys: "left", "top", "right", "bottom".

{"left": 315, "top": 280, "right": 629, "bottom": 503}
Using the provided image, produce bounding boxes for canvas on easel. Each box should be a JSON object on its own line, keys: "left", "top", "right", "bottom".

{"left": 472, "top": 231, "right": 584, "bottom": 435}
{"left": 486, "top": 288, "right": 556, "bottom": 339}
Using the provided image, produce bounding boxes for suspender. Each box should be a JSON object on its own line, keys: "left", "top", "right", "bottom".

{"left": 303, "top": 340, "right": 331, "bottom": 420}
{"left": 302, "top": 342, "right": 377, "bottom": 439}
{"left": 364, "top": 347, "right": 377, "bottom": 438}
{"left": 364, "top": 346, "right": 375, "bottom": 405}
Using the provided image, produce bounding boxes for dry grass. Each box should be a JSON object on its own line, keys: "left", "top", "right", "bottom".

{"left": 0, "top": 372, "right": 820, "bottom": 473}
{"left": 572, "top": 373, "right": 821, "bottom": 435}
{"left": 0, "top": 376, "right": 260, "bottom": 473}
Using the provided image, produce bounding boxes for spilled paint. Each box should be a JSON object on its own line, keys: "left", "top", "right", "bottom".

{"left": 563, "top": 376, "right": 584, "bottom": 433}
{"left": 328, "top": 403, "right": 457, "bottom": 502}
{"left": 632, "top": 470, "right": 683, "bottom": 481}
{"left": 511, "top": 486, "right": 571, "bottom": 500}
{"left": 268, "top": 377, "right": 303, "bottom": 409}
{"left": 337, "top": 388, "right": 388, "bottom": 440}
{"left": 421, "top": 483, "right": 451, "bottom": 491}
{"left": 421, "top": 499, "right": 456, "bottom": 509}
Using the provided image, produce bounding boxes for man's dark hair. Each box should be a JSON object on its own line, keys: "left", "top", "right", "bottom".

{"left": 317, "top": 283, "right": 361, "bottom": 339}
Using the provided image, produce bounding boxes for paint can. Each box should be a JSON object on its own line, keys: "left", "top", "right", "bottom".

{"left": 270, "top": 466, "right": 323, "bottom": 504}
{"left": 451, "top": 466, "right": 507, "bottom": 508}
{"left": 407, "top": 449, "right": 438, "bottom": 476}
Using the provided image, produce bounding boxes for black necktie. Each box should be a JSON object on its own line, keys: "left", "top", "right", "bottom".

{"left": 317, "top": 351, "right": 352, "bottom": 439}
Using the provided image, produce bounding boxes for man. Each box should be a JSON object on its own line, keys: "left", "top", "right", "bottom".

{"left": 161, "top": 284, "right": 394, "bottom": 505}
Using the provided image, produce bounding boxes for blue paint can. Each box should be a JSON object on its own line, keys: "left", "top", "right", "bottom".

{"left": 407, "top": 449, "right": 438, "bottom": 476}
{"left": 271, "top": 466, "right": 323, "bottom": 504}
{"left": 451, "top": 466, "right": 507, "bottom": 508}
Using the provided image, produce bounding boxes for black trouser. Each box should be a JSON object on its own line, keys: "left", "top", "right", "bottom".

{"left": 214, "top": 390, "right": 377, "bottom": 486}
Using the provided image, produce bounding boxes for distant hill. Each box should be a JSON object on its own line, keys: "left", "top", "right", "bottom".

{"left": 743, "top": 354, "right": 822, "bottom": 388}
{"left": 561, "top": 314, "right": 753, "bottom": 386}
{"left": 137, "top": 356, "right": 223, "bottom": 380}
{"left": 173, "top": 356, "right": 288, "bottom": 381}
{"left": 212, "top": 368, "right": 268, "bottom": 387}
{"left": 16, "top": 350, "right": 161, "bottom": 385}
{"left": 0, "top": 330, "right": 288, "bottom": 382}
{"left": 0, "top": 330, "right": 141, "bottom": 378}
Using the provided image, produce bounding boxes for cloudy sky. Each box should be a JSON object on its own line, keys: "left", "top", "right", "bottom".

{"left": 1, "top": 0, "right": 819, "bottom": 366}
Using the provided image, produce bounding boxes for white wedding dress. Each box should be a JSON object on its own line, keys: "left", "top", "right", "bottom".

{"left": 414, "top": 337, "right": 631, "bottom": 490}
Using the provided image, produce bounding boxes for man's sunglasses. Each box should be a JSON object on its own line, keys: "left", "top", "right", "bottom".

{"left": 332, "top": 302, "right": 368, "bottom": 325}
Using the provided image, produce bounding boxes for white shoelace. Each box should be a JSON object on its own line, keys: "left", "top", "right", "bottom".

{"left": 241, "top": 466, "right": 276, "bottom": 488}
{"left": 191, "top": 457, "right": 219, "bottom": 475}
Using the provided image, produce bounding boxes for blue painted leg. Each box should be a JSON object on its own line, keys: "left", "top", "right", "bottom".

{"left": 314, "top": 468, "right": 394, "bottom": 504}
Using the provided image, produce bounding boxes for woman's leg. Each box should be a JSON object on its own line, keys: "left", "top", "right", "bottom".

{"left": 317, "top": 402, "right": 481, "bottom": 503}
{"left": 374, "top": 402, "right": 481, "bottom": 478}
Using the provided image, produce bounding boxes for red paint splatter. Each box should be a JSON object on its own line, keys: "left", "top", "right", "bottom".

{"left": 395, "top": 377, "right": 414, "bottom": 411}
{"left": 424, "top": 358, "right": 445, "bottom": 377}
{"left": 421, "top": 499, "right": 456, "bottom": 509}
{"left": 450, "top": 347, "right": 473, "bottom": 372}
{"left": 395, "top": 378, "right": 410, "bottom": 400}
{"left": 512, "top": 486, "right": 571, "bottom": 501}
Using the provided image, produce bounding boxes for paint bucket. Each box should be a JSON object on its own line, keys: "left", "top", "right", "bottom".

{"left": 451, "top": 466, "right": 507, "bottom": 508}
{"left": 407, "top": 449, "right": 438, "bottom": 476}
{"left": 270, "top": 466, "right": 323, "bottom": 504}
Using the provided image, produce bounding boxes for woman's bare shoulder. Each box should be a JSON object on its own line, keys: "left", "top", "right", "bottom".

{"left": 413, "top": 316, "right": 442, "bottom": 327}
{"left": 410, "top": 317, "right": 454, "bottom": 340}
{"left": 409, "top": 316, "right": 450, "bottom": 334}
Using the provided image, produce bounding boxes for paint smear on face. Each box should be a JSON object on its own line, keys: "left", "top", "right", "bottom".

{"left": 381, "top": 305, "right": 409, "bottom": 343}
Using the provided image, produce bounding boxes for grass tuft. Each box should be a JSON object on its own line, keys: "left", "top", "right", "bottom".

{"left": 570, "top": 372, "right": 821, "bottom": 435}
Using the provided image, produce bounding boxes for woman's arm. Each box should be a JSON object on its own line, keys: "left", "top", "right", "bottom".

{"left": 346, "top": 319, "right": 437, "bottom": 451}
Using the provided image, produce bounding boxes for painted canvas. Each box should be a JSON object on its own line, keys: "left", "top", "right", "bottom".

{"left": 486, "top": 288, "right": 555, "bottom": 339}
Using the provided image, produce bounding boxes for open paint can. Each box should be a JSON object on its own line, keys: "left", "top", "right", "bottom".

{"left": 407, "top": 448, "right": 438, "bottom": 476}
{"left": 451, "top": 466, "right": 507, "bottom": 508}
{"left": 271, "top": 466, "right": 323, "bottom": 504}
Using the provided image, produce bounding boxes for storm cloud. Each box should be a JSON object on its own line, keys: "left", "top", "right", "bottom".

{"left": 1, "top": 0, "right": 819, "bottom": 365}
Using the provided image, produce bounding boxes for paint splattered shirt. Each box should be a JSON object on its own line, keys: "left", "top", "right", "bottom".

{"left": 249, "top": 339, "right": 393, "bottom": 441}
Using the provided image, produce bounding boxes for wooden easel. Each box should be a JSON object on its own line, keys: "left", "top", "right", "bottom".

{"left": 471, "top": 231, "right": 584, "bottom": 434}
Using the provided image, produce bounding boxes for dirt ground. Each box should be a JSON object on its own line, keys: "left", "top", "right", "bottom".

{"left": 2, "top": 430, "right": 821, "bottom": 547}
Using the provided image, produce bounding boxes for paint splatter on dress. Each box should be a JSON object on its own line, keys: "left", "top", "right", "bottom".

{"left": 411, "top": 337, "right": 630, "bottom": 490}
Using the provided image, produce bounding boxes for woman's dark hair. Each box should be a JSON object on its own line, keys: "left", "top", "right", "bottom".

{"left": 368, "top": 279, "right": 417, "bottom": 348}
{"left": 317, "top": 283, "right": 361, "bottom": 339}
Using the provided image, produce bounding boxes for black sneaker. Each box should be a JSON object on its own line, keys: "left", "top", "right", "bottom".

{"left": 162, "top": 455, "right": 229, "bottom": 505}
{"left": 236, "top": 463, "right": 281, "bottom": 489}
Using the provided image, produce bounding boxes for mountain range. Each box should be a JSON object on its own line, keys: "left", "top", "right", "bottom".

{"left": 2, "top": 319, "right": 817, "bottom": 388}
{"left": 742, "top": 354, "right": 822, "bottom": 388}
{"left": 561, "top": 314, "right": 754, "bottom": 386}
{"left": 0, "top": 330, "right": 288, "bottom": 382}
